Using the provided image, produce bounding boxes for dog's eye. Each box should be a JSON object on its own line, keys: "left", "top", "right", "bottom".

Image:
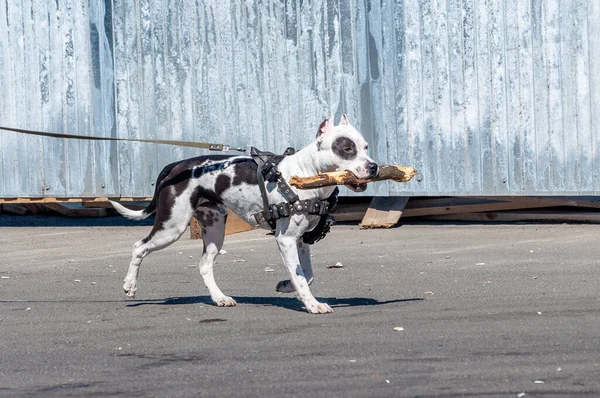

{"left": 365, "top": 145, "right": 369, "bottom": 151}
{"left": 344, "top": 147, "right": 353, "bottom": 153}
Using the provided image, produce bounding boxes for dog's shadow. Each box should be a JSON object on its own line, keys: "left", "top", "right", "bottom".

{"left": 127, "top": 295, "right": 423, "bottom": 312}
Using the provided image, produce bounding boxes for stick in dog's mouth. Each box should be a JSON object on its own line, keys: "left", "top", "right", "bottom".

{"left": 288, "top": 165, "right": 417, "bottom": 190}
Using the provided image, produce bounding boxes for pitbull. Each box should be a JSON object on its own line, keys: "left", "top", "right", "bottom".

{"left": 111, "top": 115, "right": 378, "bottom": 314}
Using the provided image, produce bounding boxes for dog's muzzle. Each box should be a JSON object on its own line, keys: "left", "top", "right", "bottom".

{"left": 367, "top": 161, "right": 379, "bottom": 178}
{"left": 345, "top": 162, "right": 378, "bottom": 192}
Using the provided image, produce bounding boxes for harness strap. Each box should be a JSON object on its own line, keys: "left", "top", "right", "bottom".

{"left": 250, "top": 146, "right": 330, "bottom": 230}
{"left": 254, "top": 157, "right": 277, "bottom": 230}
{"left": 254, "top": 198, "right": 330, "bottom": 227}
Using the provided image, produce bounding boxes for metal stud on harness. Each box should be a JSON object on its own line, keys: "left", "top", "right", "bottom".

{"left": 250, "top": 147, "right": 337, "bottom": 244}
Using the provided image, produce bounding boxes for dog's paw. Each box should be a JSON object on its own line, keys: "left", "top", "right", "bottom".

{"left": 123, "top": 280, "right": 137, "bottom": 298}
{"left": 214, "top": 296, "right": 237, "bottom": 307}
{"left": 306, "top": 302, "right": 333, "bottom": 314}
{"left": 275, "top": 280, "right": 295, "bottom": 293}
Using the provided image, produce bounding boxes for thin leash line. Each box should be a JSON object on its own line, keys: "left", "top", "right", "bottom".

{"left": 0, "top": 125, "right": 247, "bottom": 152}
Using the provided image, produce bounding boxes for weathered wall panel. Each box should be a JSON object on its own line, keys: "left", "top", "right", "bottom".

{"left": 0, "top": 0, "right": 116, "bottom": 198}
{"left": 1, "top": 0, "right": 600, "bottom": 198}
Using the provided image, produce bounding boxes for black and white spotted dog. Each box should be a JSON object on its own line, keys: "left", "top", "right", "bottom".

{"left": 111, "top": 116, "right": 378, "bottom": 314}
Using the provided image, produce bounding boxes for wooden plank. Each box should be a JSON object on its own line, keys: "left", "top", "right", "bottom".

{"left": 23, "top": 204, "right": 43, "bottom": 214}
{"left": 39, "top": 203, "right": 69, "bottom": 216}
{"left": 401, "top": 198, "right": 553, "bottom": 217}
{"left": 2, "top": 204, "right": 29, "bottom": 215}
{"left": 41, "top": 203, "right": 107, "bottom": 218}
{"left": 473, "top": 196, "right": 600, "bottom": 209}
{"left": 0, "top": 197, "right": 152, "bottom": 204}
{"left": 405, "top": 197, "right": 494, "bottom": 209}
{"left": 360, "top": 197, "right": 409, "bottom": 229}
{"left": 401, "top": 196, "right": 600, "bottom": 218}
{"left": 427, "top": 211, "right": 600, "bottom": 223}
{"left": 330, "top": 203, "right": 370, "bottom": 222}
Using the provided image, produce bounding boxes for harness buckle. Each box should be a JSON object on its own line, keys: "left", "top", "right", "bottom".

{"left": 270, "top": 204, "right": 280, "bottom": 219}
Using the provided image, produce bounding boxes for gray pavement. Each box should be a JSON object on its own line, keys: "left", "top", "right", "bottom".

{"left": 1, "top": 216, "right": 599, "bottom": 397}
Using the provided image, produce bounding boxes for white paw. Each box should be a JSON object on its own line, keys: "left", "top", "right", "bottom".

{"left": 276, "top": 280, "right": 295, "bottom": 293}
{"left": 123, "top": 280, "right": 137, "bottom": 298}
{"left": 214, "top": 296, "right": 237, "bottom": 307}
{"left": 306, "top": 302, "right": 333, "bottom": 314}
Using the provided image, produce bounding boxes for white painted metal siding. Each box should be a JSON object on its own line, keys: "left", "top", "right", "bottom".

{"left": 1, "top": 0, "right": 599, "bottom": 198}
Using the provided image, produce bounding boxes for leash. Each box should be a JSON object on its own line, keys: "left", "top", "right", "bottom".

{"left": 0, "top": 125, "right": 247, "bottom": 152}
{"left": 2, "top": 125, "right": 337, "bottom": 243}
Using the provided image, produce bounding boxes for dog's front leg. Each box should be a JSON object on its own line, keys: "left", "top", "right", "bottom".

{"left": 276, "top": 240, "right": 313, "bottom": 293}
{"left": 275, "top": 220, "right": 331, "bottom": 314}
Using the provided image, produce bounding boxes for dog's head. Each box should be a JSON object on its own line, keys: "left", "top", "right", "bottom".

{"left": 315, "top": 115, "right": 378, "bottom": 192}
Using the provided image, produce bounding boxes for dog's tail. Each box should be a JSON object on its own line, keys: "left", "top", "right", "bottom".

{"left": 109, "top": 200, "right": 153, "bottom": 220}
{"left": 110, "top": 160, "right": 180, "bottom": 221}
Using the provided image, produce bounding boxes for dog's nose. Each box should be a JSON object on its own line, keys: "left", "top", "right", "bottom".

{"left": 367, "top": 162, "right": 379, "bottom": 177}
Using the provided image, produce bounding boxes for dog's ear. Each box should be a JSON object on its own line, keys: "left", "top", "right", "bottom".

{"left": 316, "top": 118, "right": 334, "bottom": 139}
{"left": 340, "top": 114, "right": 350, "bottom": 125}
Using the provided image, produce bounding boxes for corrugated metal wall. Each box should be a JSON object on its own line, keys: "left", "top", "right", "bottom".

{"left": 1, "top": 0, "right": 600, "bottom": 198}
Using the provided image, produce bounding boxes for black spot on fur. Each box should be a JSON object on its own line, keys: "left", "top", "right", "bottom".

{"left": 332, "top": 136, "right": 357, "bottom": 160}
{"left": 232, "top": 161, "right": 259, "bottom": 186}
{"left": 190, "top": 186, "right": 223, "bottom": 210}
{"left": 231, "top": 157, "right": 285, "bottom": 186}
{"left": 197, "top": 211, "right": 214, "bottom": 228}
{"left": 194, "top": 205, "right": 227, "bottom": 228}
{"left": 215, "top": 174, "right": 231, "bottom": 196}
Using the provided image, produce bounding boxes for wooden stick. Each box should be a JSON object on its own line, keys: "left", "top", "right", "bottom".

{"left": 289, "top": 165, "right": 417, "bottom": 189}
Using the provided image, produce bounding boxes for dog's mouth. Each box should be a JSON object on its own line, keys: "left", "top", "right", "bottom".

{"left": 345, "top": 183, "right": 368, "bottom": 192}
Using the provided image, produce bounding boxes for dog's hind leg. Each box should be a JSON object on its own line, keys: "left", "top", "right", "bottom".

{"left": 275, "top": 240, "right": 313, "bottom": 293}
{"left": 123, "top": 199, "right": 194, "bottom": 298}
{"left": 195, "top": 207, "right": 236, "bottom": 307}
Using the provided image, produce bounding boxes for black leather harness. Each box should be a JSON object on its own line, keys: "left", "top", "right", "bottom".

{"left": 250, "top": 147, "right": 337, "bottom": 244}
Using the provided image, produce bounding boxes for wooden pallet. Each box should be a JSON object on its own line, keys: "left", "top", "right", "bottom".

{"left": 0, "top": 198, "right": 153, "bottom": 218}
{"left": 4, "top": 196, "right": 600, "bottom": 224}
{"left": 0, "top": 197, "right": 152, "bottom": 204}
{"left": 333, "top": 196, "right": 600, "bottom": 225}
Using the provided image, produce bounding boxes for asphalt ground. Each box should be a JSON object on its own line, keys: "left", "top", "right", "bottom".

{"left": 1, "top": 215, "right": 599, "bottom": 397}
